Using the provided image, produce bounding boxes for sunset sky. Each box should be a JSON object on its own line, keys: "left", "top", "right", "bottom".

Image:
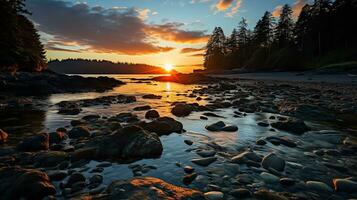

{"left": 26, "top": 0, "right": 311, "bottom": 73}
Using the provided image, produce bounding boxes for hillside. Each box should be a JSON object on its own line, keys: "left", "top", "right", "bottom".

{"left": 48, "top": 59, "right": 168, "bottom": 74}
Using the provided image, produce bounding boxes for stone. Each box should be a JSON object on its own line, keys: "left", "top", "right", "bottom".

{"left": 184, "top": 166, "right": 195, "bottom": 173}
{"left": 140, "top": 117, "right": 183, "bottom": 135}
{"left": 145, "top": 110, "right": 160, "bottom": 119}
{"left": 68, "top": 126, "right": 91, "bottom": 139}
{"left": 196, "top": 149, "right": 216, "bottom": 157}
{"left": 306, "top": 181, "right": 333, "bottom": 192}
{"left": 256, "top": 139, "right": 267, "bottom": 145}
{"left": 231, "top": 151, "right": 262, "bottom": 164}
{"left": 221, "top": 125, "right": 238, "bottom": 132}
{"left": 191, "top": 157, "right": 217, "bottom": 166}
{"left": 271, "top": 119, "right": 310, "bottom": 134}
{"left": 89, "top": 174, "right": 103, "bottom": 185}
{"left": 184, "top": 140, "right": 193, "bottom": 145}
{"left": 49, "top": 131, "right": 66, "bottom": 144}
{"left": 17, "top": 133, "right": 49, "bottom": 151}
{"left": 261, "top": 153, "right": 285, "bottom": 172}
{"left": 204, "top": 191, "right": 224, "bottom": 200}
{"left": 142, "top": 94, "right": 162, "bottom": 99}
{"left": 47, "top": 170, "right": 68, "bottom": 181}
{"left": 254, "top": 189, "right": 288, "bottom": 200}
{"left": 257, "top": 122, "right": 270, "bottom": 127}
{"left": 65, "top": 172, "right": 86, "bottom": 188}
{"left": 82, "top": 114, "right": 101, "bottom": 121}
{"left": 133, "top": 105, "right": 151, "bottom": 111}
{"left": 230, "top": 188, "right": 252, "bottom": 198}
{"left": 106, "top": 177, "right": 204, "bottom": 199}
{"left": 183, "top": 173, "right": 197, "bottom": 185}
{"left": 171, "top": 103, "right": 193, "bottom": 117}
{"left": 0, "top": 166, "right": 56, "bottom": 199}
{"left": 280, "top": 178, "right": 296, "bottom": 186}
{"left": 0, "top": 129, "right": 8, "bottom": 143}
{"left": 205, "top": 121, "right": 226, "bottom": 131}
{"left": 266, "top": 136, "right": 297, "bottom": 147}
{"left": 33, "top": 151, "right": 67, "bottom": 167}
{"left": 260, "top": 172, "right": 279, "bottom": 183}
{"left": 332, "top": 178, "right": 357, "bottom": 192}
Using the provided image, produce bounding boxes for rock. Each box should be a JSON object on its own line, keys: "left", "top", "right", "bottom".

{"left": 203, "top": 112, "right": 224, "bottom": 118}
{"left": 49, "top": 131, "right": 66, "bottom": 144}
{"left": 236, "top": 174, "right": 254, "bottom": 184}
{"left": 65, "top": 172, "right": 86, "bottom": 188}
{"left": 332, "top": 178, "right": 357, "bottom": 192}
{"left": 89, "top": 174, "right": 103, "bottom": 185}
{"left": 68, "top": 126, "right": 91, "bottom": 139}
{"left": 280, "top": 178, "right": 296, "bottom": 186}
{"left": 17, "top": 133, "right": 49, "bottom": 151}
{"left": 266, "top": 136, "right": 297, "bottom": 147}
{"left": 204, "top": 191, "right": 224, "bottom": 200}
{"left": 184, "top": 140, "right": 193, "bottom": 145}
{"left": 184, "top": 166, "right": 195, "bottom": 173}
{"left": 82, "top": 114, "right": 100, "bottom": 121}
{"left": 231, "top": 151, "right": 262, "bottom": 164}
{"left": 58, "top": 103, "right": 81, "bottom": 115}
{"left": 106, "top": 177, "right": 204, "bottom": 199}
{"left": 171, "top": 103, "right": 193, "bottom": 117}
{"left": 0, "top": 166, "right": 56, "bottom": 199}
{"left": 205, "top": 121, "right": 226, "bottom": 131}
{"left": 0, "top": 129, "right": 8, "bottom": 143}
{"left": 183, "top": 173, "right": 197, "bottom": 185}
{"left": 33, "top": 151, "right": 67, "bottom": 167}
{"left": 257, "top": 122, "right": 270, "bottom": 127}
{"left": 140, "top": 117, "right": 183, "bottom": 135}
{"left": 133, "top": 105, "right": 151, "bottom": 111}
{"left": 142, "top": 94, "right": 162, "bottom": 99}
{"left": 306, "top": 181, "right": 333, "bottom": 192}
{"left": 145, "top": 110, "right": 160, "bottom": 119}
{"left": 196, "top": 149, "right": 216, "bottom": 157}
{"left": 200, "top": 116, "right": 208, "bottom": 120}
{"left": 271, "top": 119, "right": 310, "bottom": 134}
{"left": 47, "top": 170, "right": 68, "bottom": 181}
{"left": 261, "top": 153, "right": 285, "bottom": 172}
{"left": 94, "top": 125, "right": 163, "bottom": 160}
{"left": 222, "top": 125, "right": 238, "bottom": 132}
{"left": 191, "top": 157, "right": 217, "bottom": 166}
{"left": 260, "top": 172, "right": 279, "bottom": 183}
{"left": 70, "top": 147, "right": 97, "bottom": 162}
{"left": 254, "top": 189, "right": 288, "bottom": 200}
{"left": 230, "top": 188, "right": 252, "bottom": 198}
{"left": 256, "top": 139, "right": 267, "bottom": 145}
{"left": 70, "top": 120, "right": 86, "bottom": 127}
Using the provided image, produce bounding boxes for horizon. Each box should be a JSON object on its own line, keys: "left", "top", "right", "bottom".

{"left": 26, "top": 0, "right": 312, "bottom": 73}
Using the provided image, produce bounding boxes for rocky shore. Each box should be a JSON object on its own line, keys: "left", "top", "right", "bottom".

{"left": 1, "top": 76, "right": 357, "bottom": 199}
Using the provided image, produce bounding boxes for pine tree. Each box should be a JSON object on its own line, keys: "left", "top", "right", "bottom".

{"left": 275, "top": 4, "right": 294, "bottom": 47}
{"left": 253, "top": 11, "right": 274, "bottom": 48}
{"left": 226, "top": 29, "right": 239, "bottom": 53}
{"left": 237, "top": 18, "right": 249, "bottom": 47}
{"left": 204, "top": 27, "right": 226, "bottom": 69}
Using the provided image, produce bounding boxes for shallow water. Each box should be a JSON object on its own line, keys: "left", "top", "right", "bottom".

{"left": 1, "top": 74, "right": 357, "bottom": 198}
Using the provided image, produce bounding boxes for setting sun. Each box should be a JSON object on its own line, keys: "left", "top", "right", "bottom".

{"left": 164, "top": 64, "right": 173, "bottom": 72}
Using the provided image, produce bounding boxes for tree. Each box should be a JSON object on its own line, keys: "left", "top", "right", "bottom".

{"left": 253, "top": 11, "right": 274, "bottom": 47}
{"left": 204, "top": 27, "right": 226, "bottom": 70}
{"left": 275, "top": 4, "right": 294, "bottom": 47}
{"left": 226, "top": 29, "right": 239, "bottom": 53}
{"left": 237, "top": 18, "right": 249, "bottom": 47}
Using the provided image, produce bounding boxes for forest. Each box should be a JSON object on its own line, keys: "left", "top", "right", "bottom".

{"left": 0, "top": 0, "right": 46, "bottom": 72}
{"left": 204, "top": 0, "right": 357, "bottom": 71}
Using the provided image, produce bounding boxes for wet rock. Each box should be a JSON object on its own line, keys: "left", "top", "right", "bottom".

{"left": 206, "top": 121, "right": 226, "bottom": 131}
{"left": 47, "top": 170, "right": 68, "bottom": 181}
{"left": 280, "top": 178, "right": 296, "bottom": 186}
{"left": 58, "top": 102, "right": 81, "bottom": 115}
{"left": 17, "top": 133, "right": 49, "bottom": 151}
{"left": 96, "top": 161, "right": 112, "bottom": 168}
{"left": 254, "top": 189, "right": 288, "bottom": 200}
{"left": 110, "top": 112, "right": 139, "bottom": 123}
{"left": 95, "top": 125, "right": 163, "bottom": 160}
{"left": 171, "top": 103, "right": 193, "bottom": 117}
{"left": 142, "top": 94, "right": 162, "bottom": 99}
{"left": 133, "top": 105, "right": 151, "bottom": 111}
{"left": 271, "top": 119, "right": 310, "bottom": 134}
{"left": 230, "top": 188, "right": 252, "bottom": 198}
{"left": 183, "top": 172, "right": 197, "bottom": 185}
{"left": 0, "top": 129, "right": 8, "bottom": 143}
{"left": 256, "top": 138, "right": 267, "bottom": 145}
{"left": 49, "top": 131, "right": 66, "bottom": 144}
{"left": 89, "top": 174, "right": 103, "bottom": 185}
{"left": 0, "top": 166, "right": 56, "bottom": 199}
{"left": 332, "top": 178, "right": 357, "bottom": 192}
{"left": 65, "top": 172, "right": 86, "bottom": 188}
{"left": 196, "top": 149, "right": 216, "bottom": 157}
{"left": 231, "top": 151, "right": 262, "bottom": 164}
{"left": 222, "top": 125, "right": 238, "bottom": 132}
{"left": 70, "top": 147, "right": 97, "bottom": 162}
{"left": 236, "top": 174, "right": 254, "bottom": 184}
{"left": 191, "top": 157, "right": 217, "bottom": 166}
{"left": 261, "top": 153, "right": 285, "bottom": 172}
{"left": 260, "top": 172, "right": 279, "bottom": 183}
{"left": 257, "top": 122, "right": 270, "bottom": 127}
{"left": 184, "top": 140, "right": 193, "bottom": 145}
{"left": 200, "top": 116, "right": 208, "bottom": 120}
{"left": 145, "top": 110, "right": 160, "bottom": 119}
{"left": 68, "top": 126, "right": 91, "bottom": 139}
{"left": 82, "top": 114, "right": 100, "bottom": 121}
{"left": 106, "top": 177, "right": 204, "bottom": 199}
{"left": 140, "top": 117, "right": 183, "bottom": 135}
{"left": 33, "top": 151, "right": 67, "bottom": 167}
{"left": 203, "top": 112, "right": 224, "bottom": 118}
{"left": 306, "top": 181, "right": 333, "bottom": 192}
{"left": 70, "top": 119, "right": 86, "bottom": 127}
{"left": 266, "top": 136, "right": 297, "bottom": 147}
{"left": 204, "top": 191, "right": 224, "bottom": 200}
{"left": 184, "top": 166, "right": 195, "bottom": 173}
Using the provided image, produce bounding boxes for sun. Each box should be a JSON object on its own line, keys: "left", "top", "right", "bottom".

{"left": 164, "top": 63, "right": 173, "bottom": 72}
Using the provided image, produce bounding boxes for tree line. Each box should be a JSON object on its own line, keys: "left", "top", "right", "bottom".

{"left": 0, "top": 0, "right": 46, "bottom": 72}
{"left": 204, "top": 0, "right": 357, "bottom": 71}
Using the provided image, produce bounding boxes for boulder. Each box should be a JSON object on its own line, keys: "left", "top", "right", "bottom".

{"left": 271, "top": 119, "right": 310, "bottom": 134}
{"left": 332, "top": 178, "right": 357, "bottom": 192}
{"left": 0, "top": 166, "right": 56, "bottom": 200}
{"left": 205, "top": 121, "right": 226, "bottom": 131}
{"left": 106, "top": 177, "right": 204, "bottom": 199}
{"left": 171, "top": 103, "right": 193, "bottom": 117}
{"left": 17, "top": 133, "right": 49, "bottom": 151}
{"left": 0, "top": 129, "right": 8, "bottom": 143}
{"left": 261, "top": 153, "right": 285, "bottom": 172}
{"left": 33, "top": 151, "right": 68, "bottom": 168}
{"left": 68, "top": 126, "right": 91, "bottom": 139}
{"left": 140, "top": 117, "right": 183, "bottom": 135}
{"left": 145, "top": 110, "right": 160, "bottom": 119}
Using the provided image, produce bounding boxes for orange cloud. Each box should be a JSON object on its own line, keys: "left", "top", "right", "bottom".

{"left": 215, "top": 0, "right": 234, "bottom": 11}
{"left": 226, "top": 0, "right": 242, "bottom": 17}
{"left": 292, "top": 0, "right": 308, "bottom": 18}
{"left": 180, "top": 47, "right": 204, "bottom": 54}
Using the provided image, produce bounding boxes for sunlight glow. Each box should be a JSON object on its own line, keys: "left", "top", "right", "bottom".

{"left": 164, "top": 63, "right": 173, "bottom": 72}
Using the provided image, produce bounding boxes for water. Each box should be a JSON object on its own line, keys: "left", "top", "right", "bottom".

{"left": 1, "top": 74, "right": 356, "bottom": 198}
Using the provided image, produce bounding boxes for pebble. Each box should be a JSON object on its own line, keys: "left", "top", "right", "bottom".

{"left": 306, "top": 181, "right": 333, "bottom": 192}
{"left": 260, "top": 172, "right": 279, "bottom": 183}
{"left": 204, "top": 191, "right": 224, "bottom": 200}
{"left": 183, "top": 173, "right": 197, "bottom": 185}
{"left": 191, "top": 157, "right": 217, "bottom": 166}
{"left": 184, "top": 166, "right": 195, "bottom": 173}
{"left": 261, "top": 153, "right": 285, "bottom": 172}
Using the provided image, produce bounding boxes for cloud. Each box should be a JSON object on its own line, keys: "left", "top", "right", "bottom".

{"left": 272, "top": 5, "right": 283, "bottom": 18}
{"left": 226, "top": 0, "right": 242, "bottom": 17}
{"left": 180, "top": 47, "right": 204, "bottom": 54}
{"left": 215, "top": 0, "right": 234, "bottom": 11}
{"left": 26, "top": 0, "right": 206, "bottom": 55}
{"left": 292, "top": 0, "right": 309, "bottom": 18}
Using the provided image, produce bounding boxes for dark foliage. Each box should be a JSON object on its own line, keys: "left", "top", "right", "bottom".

{"left": 204, "top": 0, "right": 357, "bottom": 71}
{"left": 0, "top": 0, "right": 46, "bottom": 72}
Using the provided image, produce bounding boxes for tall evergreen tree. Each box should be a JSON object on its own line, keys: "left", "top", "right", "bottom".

{"left": 275, "top": 4, "right": 294, "bottom": 47}
{"left": 253, "top": 11, "right": 274, "bottom": 47}
{"left": 204, "top": 27, "right": 226, "bottom": 69}
{"left": 226, "top": 29, "right": 239, "bottom": 53}
{"left": 237, "top": 18, "right": 249, "bottom": 47}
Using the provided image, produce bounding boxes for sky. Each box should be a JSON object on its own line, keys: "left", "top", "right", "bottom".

{"left": 26, "top": 0, "right": 310, "bottom": 73}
